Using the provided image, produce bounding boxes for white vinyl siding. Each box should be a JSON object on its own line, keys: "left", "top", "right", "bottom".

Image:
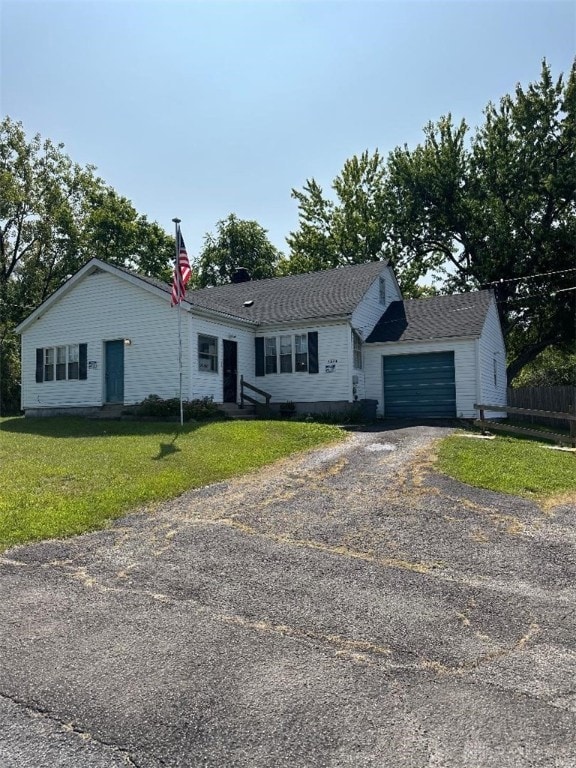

{"left": 351, "top": 266, "right": 402, "bottom": 341}
{"left": 254, "top": 323, "right": 352, "bottom": 404}
{"left": 189, "top": 317, "right": 254, "bottom": 403}
{"left": 20, "top": 271, "right": 188, "bottom": 409}
{"left": 478, "top": 299, "right": 507, "bottom": 417}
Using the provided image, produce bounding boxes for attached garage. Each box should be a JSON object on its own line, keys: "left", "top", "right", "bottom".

{"left": 363, "top": 291, "right": 507, "bottom": 420}
{"left": 382, "top": 352, "right": 456, "bottom": 418}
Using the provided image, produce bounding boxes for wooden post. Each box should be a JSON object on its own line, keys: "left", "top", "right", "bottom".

{"left": 479, "top": 407, "right": 486, "bottom": 435}
{"left": 239, "top": 375, "right": 244, "bottom": 409}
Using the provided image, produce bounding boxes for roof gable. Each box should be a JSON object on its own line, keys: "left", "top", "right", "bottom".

{"left": 366, "top": 290, "right": 495, "bottom": 343}
{"left": 14, "top": 259, "right": 175, "bottom": 334}
{"left": 186, "top": 261, "right": 388, "bottom": 325}
{"left": 15, "top": 258, "right": 390, "bottom": 334}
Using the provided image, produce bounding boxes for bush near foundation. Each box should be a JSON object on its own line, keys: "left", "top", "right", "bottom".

{"left": 135, "top": 394, "right": 225, "bottom": 421}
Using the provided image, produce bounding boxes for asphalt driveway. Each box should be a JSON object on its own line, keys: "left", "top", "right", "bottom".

{"left": 1, "top": 424, "right": 575, "bottom": 767}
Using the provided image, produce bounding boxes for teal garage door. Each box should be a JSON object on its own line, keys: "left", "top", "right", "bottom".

{"left": 383, "top": 352, "right": 456, "bottom": 418}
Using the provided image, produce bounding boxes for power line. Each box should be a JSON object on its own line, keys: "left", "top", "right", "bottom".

{"left": 482, "top": 267, "right": 576, "bottom": 287}
{"left": 494, "top": 289, "right": 576, "bottom": 305}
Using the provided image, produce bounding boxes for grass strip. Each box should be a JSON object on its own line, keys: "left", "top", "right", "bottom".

{"left": 436, "top": 431, "right": 576, "bottom": 502}
{"left": 0, "top": 417, "right": 343, "bottom": 551}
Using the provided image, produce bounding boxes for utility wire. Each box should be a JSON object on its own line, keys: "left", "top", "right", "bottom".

{"left": 482, "top": 267, "right": 576, "bottom": 287}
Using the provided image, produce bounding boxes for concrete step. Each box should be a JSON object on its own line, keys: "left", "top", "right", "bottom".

{"left": 88, "top": 404, "right": 125, "bottom": 420}
{"left": 218, "top": 403, "right": 258, "bottom": 420}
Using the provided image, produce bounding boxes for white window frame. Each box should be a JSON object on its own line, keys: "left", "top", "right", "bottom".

{"left": 198, "top": 334, "right": 218, "bottom": 373}
{"left": 379, "top": 276, "right": 386, "bottom": 305}
{"left": 262, "top": 333, "right": 309, "bottom": 374}
{"left": 294, "top": 333, "right": 308, "bottom": 372}
{"left": 44, "top": 347, "right": 55, "bottom": 382}
{"left": 68, "top": 345, "right": 80, "bottom": 380}
{"left": 56, "top": 346, "right": 67, "bottom": 380}
{"left": 265, "top": 337, "right": 278, "bottom": 374}
{"left": 42, "top": 344, "right": 80, "bottom": 382}
{"left": 279, "top": 335, "right": 293, "bottom": 373}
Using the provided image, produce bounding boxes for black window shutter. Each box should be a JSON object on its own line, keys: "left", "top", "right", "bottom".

{"left": 308, "top": 331, "right": 319, "bottom": 374}
{"left": 35, "top": 348, "right": 44, "bottom": 383}
{"left": 255, "top": 337, "right": 265, "bottom": 377}
{"left": 79, "top": 344, "right": 88, "bottom": 380}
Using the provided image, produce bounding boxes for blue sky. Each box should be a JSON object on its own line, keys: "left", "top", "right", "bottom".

{"left": 1, "top": 0, "right": 574, "bottom": 257}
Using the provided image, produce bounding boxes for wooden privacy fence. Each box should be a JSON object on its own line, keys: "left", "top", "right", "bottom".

{"left": 507, "top": 387, "right": 575, "bottom": 429}
{"left": 475, "top": 403, "right": 576, "bottom": 447}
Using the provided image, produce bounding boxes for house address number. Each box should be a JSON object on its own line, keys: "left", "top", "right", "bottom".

{"left": 325, "top": 358, "right": 337, "bottom": 373}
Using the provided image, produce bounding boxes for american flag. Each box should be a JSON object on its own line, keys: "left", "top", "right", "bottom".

{"left": 170, "top": 228, "right": 192, "bottom": 306}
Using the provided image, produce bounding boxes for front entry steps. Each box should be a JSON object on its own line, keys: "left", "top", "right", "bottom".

{"left": 87, "top": 404, "right": 125, "bottom": 420}
{"left": 218, "top": 402, "right": 257, "bottom": 420}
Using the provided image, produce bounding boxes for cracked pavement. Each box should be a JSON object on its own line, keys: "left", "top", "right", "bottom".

{"left": 0, "top": 424, "right": 575, "bottom": 767}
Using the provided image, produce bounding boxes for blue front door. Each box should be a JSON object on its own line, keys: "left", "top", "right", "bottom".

{"left": 105, "top": 340, "right": 124, "bottom": 403}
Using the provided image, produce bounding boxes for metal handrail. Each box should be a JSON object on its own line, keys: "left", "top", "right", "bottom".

{"left": 240, "top": 375, "right": 271, "bottom": 409}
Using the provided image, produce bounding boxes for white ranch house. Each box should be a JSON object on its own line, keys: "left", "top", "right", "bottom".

{"left": 16, "top": 258, "right": 506, "bottom": 419}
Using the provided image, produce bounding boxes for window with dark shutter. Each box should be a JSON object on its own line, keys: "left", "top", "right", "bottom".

{"left": 308, "top": 331, "right": 319, "bottom": 374}
{"left": 35, "top": 344, "right": 88, "bottom": 382}
{"left": 79, "top": 344, "right": 88, "bottom": 380}
{"left": 36, "top": 348, "right": 44, "bottom": 383}
{"left": 255, "top": 337, "right": 265, "bottom": 377}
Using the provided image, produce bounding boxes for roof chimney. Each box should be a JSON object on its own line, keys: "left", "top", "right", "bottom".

{"left": 231, "top": 267, "right": 251, "bottom": 284}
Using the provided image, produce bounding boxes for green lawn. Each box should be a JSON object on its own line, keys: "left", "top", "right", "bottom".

{"left": 0, "top": 417, "right": 343, "bottom": 551}
{"left": 437, "top": 431, "right": 576, "bottom": 503}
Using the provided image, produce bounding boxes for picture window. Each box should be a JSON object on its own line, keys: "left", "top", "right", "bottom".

{"left": 198, "top": 334, "right": 218, "bottom": 373}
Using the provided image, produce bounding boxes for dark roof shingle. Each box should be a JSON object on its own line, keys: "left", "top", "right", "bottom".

{"left": 139, "top": 261, "right": 387, "bottom": 325}
{"left": 366, "top": 290, "right": 494, "bottom": 343}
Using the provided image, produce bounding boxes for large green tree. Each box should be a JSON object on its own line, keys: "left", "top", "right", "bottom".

{"left": 194, "top": 213, "right": 282, "bottom": 287}
{"left": 286, "top": 60, "right": 576, "bottom": 382}
{"left": 0, "top": 117, "right": 173, "bottom": 414}
{"left": 285, "top": 149, "right": 433, "bottom": 293}
{"left": 383, "top": 60, "right": 575, "bottom": 381}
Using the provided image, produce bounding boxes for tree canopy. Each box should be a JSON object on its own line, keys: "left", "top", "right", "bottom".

{"left": 0, "top": 117, "right": 174, "bottom": 413}
{"left": 193, "top": 213, "right": 282, "bottom": 288}
{"left": 285, "top": 60, "right": 576, "bottom": 381}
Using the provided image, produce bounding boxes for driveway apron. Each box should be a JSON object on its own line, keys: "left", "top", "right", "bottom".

{"left": 1, "top": 425, "right": 575, "bottom": 767}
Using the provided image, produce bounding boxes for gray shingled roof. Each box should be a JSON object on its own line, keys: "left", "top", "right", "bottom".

{"left": 134, "top": 261, "right": 386, "bottom": 325}
{"left": 366, "top": 290, "right": 494, "bottom": 343}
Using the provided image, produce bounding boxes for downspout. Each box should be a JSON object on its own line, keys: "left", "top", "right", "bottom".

{"left": 474, "top": 338, "right": 482, "bottom": 418}
{"left": 347, "top": 324, "right": 354, "bottom": 403}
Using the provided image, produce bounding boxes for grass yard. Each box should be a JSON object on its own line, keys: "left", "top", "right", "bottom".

{"left": 0, "top": 417, "right": 343, "bottom": 552}
{"left": 437, "top": 431, "right": 576, "bottom": 505}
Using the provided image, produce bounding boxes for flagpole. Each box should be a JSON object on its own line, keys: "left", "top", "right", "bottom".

{"left": 172, "top": 217, "right": 184, "bottom": 427}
